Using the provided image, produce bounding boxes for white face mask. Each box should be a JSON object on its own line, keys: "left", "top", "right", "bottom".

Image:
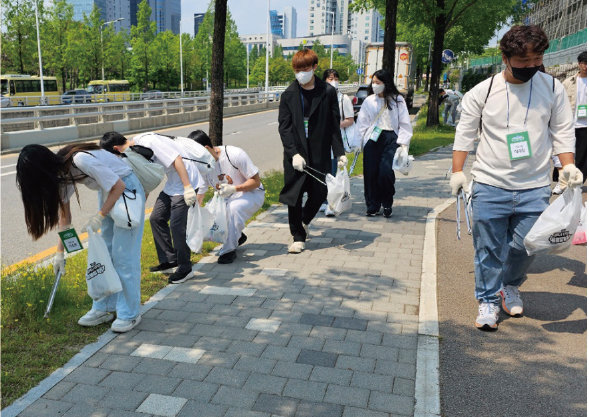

{"left": 328, "top": 80, "right": 339, "bottom": 89}
{"left": 372, "top": 83, "right": 385, "bottom": 94}
{"left": 296, "top": 70, "right": 314, "bottom": 85}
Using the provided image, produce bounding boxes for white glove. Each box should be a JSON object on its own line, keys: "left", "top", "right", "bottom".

{"left": 183, "top": 186, "right": 197, "bottom": 206}
{"left": 337, "top": 155, "right": 347, "bottom": 169}
{"left": 84, "top": 212, "right": 105, "bottom": 232}
{"left": 394, "top": 145, "right": 409, "bottom": 160}
{"left": 53, "top": 251, "right": 65, "bottom": 276}
{"left": 292, "top": 154, "right": 306, "bottom": 172}
{"left": 218, "top": 183, "right": 236, "bottom": 198}
{"left": 450, "top": 171, "right": 469, "bottom": 196}
{"left": 561, "top": 164, "right": 584, "bottom": 188}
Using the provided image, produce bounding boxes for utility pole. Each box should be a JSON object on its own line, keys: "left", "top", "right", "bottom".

{"left": 34, "top": 0, "right": 45, "bottom": 104}
{"left": 265, "top": 0, "right": 270, "bottom": 97}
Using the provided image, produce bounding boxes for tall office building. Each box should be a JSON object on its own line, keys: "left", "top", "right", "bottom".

{"left": 148, "top": 0, "right": 180, "bottom": 34}
{"left": 68, "top": 0, "right": 106, "bottom": 22}
{"left": 282, "top": 6, "right": 297, "bottom": 38}
{"left": 194, "top": 12, "right": 205, "bottom": 36}
{"left": 270, "top": 10, "right": 284, "bottom": 37}
{"left": 90, "top": 0, "right": 180, "bottom": 34}
{"left": 308, "top": 0, "right": 382, "bottom": 43}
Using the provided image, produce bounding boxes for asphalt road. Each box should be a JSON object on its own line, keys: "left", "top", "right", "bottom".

{"left": 437, "top": 192, "right": 587, "bottom": 417}
{"left": 1, "top": 109, "right": 284, "bottom": 266}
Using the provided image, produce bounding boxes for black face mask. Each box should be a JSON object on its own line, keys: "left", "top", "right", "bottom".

{"left": 509, "top": 62, "right": 541, "bottom": 83}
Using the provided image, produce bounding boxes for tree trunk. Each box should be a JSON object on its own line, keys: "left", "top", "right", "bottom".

{"left": 381, "top": 0, "right": 398, "bottom": 74}
{"left": 426, "top": 0, "right": 446, "bottom": 127}
{"left": 209, "top": 0, "right": 227, "bottom": 146}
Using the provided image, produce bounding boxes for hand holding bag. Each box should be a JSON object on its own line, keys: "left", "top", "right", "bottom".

{"left": 392, "top": 146, "right": 415, "bottom": 176}
{"left": 524, "top": 187, "right": 584, "bottom": 255}
{"left": 186, "top": 204, "right": 210, "bottom": 253}
{"left": 203, "top": 193, "right": 228, "bottom": 243}
{"left": 86, "top": 228, "right": 122, "bottom": 301}
{"left": 110, "top": 188, "right": 143, "bottom": 229}
{"left": 326, "top": 168, "right": 352, "bottom": 215}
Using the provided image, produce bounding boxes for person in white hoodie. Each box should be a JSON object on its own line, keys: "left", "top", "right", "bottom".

{"left": 356, "top": 69, "right": 413, "bottom": 218}
{"left": 450, "top": 25, "right": 582, "bottom": 331}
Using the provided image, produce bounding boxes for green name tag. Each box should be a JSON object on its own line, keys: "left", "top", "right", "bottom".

{"left": 370, "top": 127, "right": 382, "bottom": 142}
{"left": 58, "top": 228, "right": 83, "bottom": 253}
{"left": 506, "top": 131, "right": 532, "bottom": 160}
{"left": 303, "top": 118, "right": 309, "bottom": 138}
{"left": 577, "top": 104, "right": 587, "bottom": 118}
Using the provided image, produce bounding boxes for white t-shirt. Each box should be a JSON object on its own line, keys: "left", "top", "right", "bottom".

{"left": 204, "top": 146, "right": 262, "bottom": 192}
{"left": 454, "top": 71, "right": 576, "bottom": 190}
{"left": 132, "top": 133, "right": 204, "bottom": 196}
{"left": 338, "top": 93, "right": 354, "bottom": 120}
{"left": 63, "top": 149, "right": 132, "bottom": 201}
{"left": 575, "top": 76, "right": 587, "bottom": 128}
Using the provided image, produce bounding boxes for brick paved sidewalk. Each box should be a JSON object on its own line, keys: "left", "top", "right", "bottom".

{"left": 13, "top": 147, "right": 454, "bottom": 417}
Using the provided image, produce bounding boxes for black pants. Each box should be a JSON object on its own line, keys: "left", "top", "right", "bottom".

{"left": 363, "top": 130, "right": 399, "bottom": 212}
{"left": 150, "top": 191, "right": 191, "bottom": 272}
{"left": 575, "top": 127, "right": 587, "bottom": 183}
{"left": 288, "top": 174, "right": 327, "bottom": 242}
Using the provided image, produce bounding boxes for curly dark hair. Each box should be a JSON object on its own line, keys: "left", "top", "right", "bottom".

{"left": 500, "top": 25, "right": 549, "bottom": 58}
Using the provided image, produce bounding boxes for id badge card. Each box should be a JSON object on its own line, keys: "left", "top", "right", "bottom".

{"left": 58, "top": 228, "right": 83, "bottom": 253}
{"left": 303, "top": 118, "right": 309, "bottom": 138}
{"left": 506, "top": 131, "right": 532, "bottom": 160}
{"left": 370, "top": 126, "right": 382, "bottom": 142}
{"left": 577, "top": 104, "right": 587, "bottom": 118}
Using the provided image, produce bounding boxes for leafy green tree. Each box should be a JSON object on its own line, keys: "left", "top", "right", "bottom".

{"left": 193, "top": 3, "right": 214, "bottom": 87}
{"left": 1, "top": 0, "right": 38, "bottom": 74}
{"left": 130, "top": 0, "right": 156, "bottom": 89}
{"left": 152, "top": 30, "right": 179, "bottom": 90}
{"left": 43, "top": 0, "right": 74, "bottom": 90}
{"left": 109, "top": 30, "right": 131, "bottom": 80}
{"left": 223, "top": 11, "right": 246, "bottom": 87}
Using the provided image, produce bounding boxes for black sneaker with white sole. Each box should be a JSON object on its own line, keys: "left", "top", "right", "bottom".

{"left": 383, "top": 208, "right": 392, "bottom": 218}
{"left": 168, "top": 269, "right": 193, "bottom": 284}
{"left": 149, "top": 261, "right": 178, "bottom": 273}
{"left": 238, "top": 233, "right": 247, "bottom": 246}
{"left": 218, "top": 250, "right": 237, "bottom": 264}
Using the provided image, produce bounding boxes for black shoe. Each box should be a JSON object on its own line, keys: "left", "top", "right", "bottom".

{"left": 383, "top": 208, "right": 392, "bottom": 218}
{"left": 218, "top": 251, "right": 237, "bottom": 264}
{"left": 149, "top": 261, "right": 178, "bottom": 273}
{"left": 238, "top": 233, "right": 247, "bottom": 246}
{"left": 366, "top": 210, "right": 378, "bottom": 217}
{"left": 168, "top": 268, "right": 193, "bottom": 284}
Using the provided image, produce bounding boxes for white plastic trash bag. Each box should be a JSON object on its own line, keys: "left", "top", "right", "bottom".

{"left": 326, "top": 168, "right": 352, "bottom": 215}
{"left": 203, "top": 193, "right": 228, "bottom": 243}
{"left": 186, "top": 204, "right": 209, "bottom": 253}
{"left": 392, "top": 146, "right": 414, "bottom": 176}
{"left": 572, "top": 202, "right": 587, "bottom": 245}
{"left": 85, "top": 228, "right": 122, "bottom": 301}
{"left": 524, "top": 187, "right": 584, "bottom": 255}
{"left": 110, "top": 188, "right": 143, "bottom": 229}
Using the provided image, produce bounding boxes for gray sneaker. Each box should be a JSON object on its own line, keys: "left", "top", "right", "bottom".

{"left": 500, "top": 285, "right": 523, "bottom": 316}
{"left": 78, "top": 309, "right": 114, "bottom": 327}
{"left": 111, "top": 316, "right": 142, "bottom": 333}
{"left": 475, "top": 302, "right": 500, "bottom": 331}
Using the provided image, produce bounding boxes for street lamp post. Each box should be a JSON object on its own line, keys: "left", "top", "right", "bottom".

{"left": 180, "top": 32, "right": 184, "bottom": 96}
{"left": 265, "top": 0, "right": 270, "bottom": 98}
{"left": 246, "top": 44, "right": 250, "bottom": 89}
{"left": 33, "top": 0, "right": 45, "bottom": 104}
{"left": 101, "top": 18, "right": 125, "bottom": 81}
{"left": 326, "top": 10, "right": 335, "bottom": 68}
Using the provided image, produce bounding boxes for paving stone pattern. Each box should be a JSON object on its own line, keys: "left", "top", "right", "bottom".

{"left": 20, "top": 147, "right": 454, "bottom": 417}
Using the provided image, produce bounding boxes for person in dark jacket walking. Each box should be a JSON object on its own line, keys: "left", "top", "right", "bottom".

{"left": 278, "top": 49, "right": 346, "bottom": 253}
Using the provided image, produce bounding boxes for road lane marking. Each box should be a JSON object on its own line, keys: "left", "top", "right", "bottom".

{"left": 4, "top": 207, "right": 154, "bottom": 273}
{"left": 1, "top": 170, "right": 16, "bottom": 177}
{"left": 2, "top": 163, "right": 17, "bottom": 168}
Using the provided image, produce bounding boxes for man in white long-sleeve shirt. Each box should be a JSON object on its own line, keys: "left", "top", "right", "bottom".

{"left": 450, "top": 25, "right": 583, "bottom": 331}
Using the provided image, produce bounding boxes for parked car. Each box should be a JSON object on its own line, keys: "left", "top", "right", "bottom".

{"left": 1, "top": 94, "right": 10, "bottom": 108}
{"left": 352, "top": 85, "right": 370, "bottom": 119}
{"left": 141, "top": 90, "right": 164, "bottom": 100}
{"left": 61, "top": 89, "right": 93, "bottom": 104}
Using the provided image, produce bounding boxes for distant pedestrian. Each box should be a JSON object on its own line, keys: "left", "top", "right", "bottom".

{"left": 188, "top": 130, "right": 265, "bottom": 264}
{"left": 439, "top": 88, "right": 461, "bottom": 125}
{"left": 356, "top": 69, "right": 413, "bottom": 218}
{"left": 451, "top": 25, "right": 583, "bottom": 331}
{"left": 278, "top": 49, "right": 346, "bottom": 253}
{"left": 16, "top": 143, "right": 145, "bottom": 333}
{"left": 101, "top": 132, "right": 203, "bottom": 284}
{"left": 320, "top": 68, "right": 356, "bottom": 217}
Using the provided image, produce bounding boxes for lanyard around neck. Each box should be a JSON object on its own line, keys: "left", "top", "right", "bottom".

{"left": 505, "top": 79, "right": 533, "bottom": 129}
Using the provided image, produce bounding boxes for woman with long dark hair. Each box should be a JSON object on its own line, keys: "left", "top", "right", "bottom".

{"left": 16, "top": 143, "right": 145, "bottom": 332}
{"left": 356, "top": 69, "right": 413, "bottom": 217}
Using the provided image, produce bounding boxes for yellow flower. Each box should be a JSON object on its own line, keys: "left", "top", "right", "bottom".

{"left": 14, "top": 319, "right": 18, "bottom": 322}
{"left": 26, "top": 303, "right": 33, "bottom": 307}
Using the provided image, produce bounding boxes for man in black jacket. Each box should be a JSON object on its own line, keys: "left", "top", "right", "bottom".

{"left": 278, "top": 49, "right": 346, "bottom": 253}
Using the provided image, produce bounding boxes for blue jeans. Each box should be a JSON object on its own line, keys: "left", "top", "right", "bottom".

{"left": 94, "top": 173, "right": 145, "bottom": 320}
{"left": 471, "top": 182, "right": 550, "bottom": 303}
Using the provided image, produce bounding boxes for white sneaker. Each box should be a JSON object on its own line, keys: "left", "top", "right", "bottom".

{"left": 319, "top": 203, "right": 327, "bottom": 213}
{"left": 500, "top": 285, "right": 523, "bottom": 316}
{"left": 325, "top": 206, "right": 335, "bottom": 217}
{"left": 552, "top": 183, "right": 564, "bottom": 195}
{"left": 111, "top": 316, "right": 142, "bottom": 333}
{"left": 288, "top": 241, "right": 305, "bottom": 254}
{"left": 475, "top": 302, "right": 500, "bottom": 331}
{"left": 78, "top": 310, "right": 114, "bottom": 327}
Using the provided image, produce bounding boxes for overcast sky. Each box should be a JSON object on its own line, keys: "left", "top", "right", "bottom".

{"left": 180, "top": 0, "right": 309, "bottom": 37}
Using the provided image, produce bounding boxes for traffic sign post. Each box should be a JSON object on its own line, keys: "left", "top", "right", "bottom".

{"left": 356, "top": 68, "right": 364, "bottom": 75}
{"left": 441, "top": 49, "right": 455, "bottom": 64}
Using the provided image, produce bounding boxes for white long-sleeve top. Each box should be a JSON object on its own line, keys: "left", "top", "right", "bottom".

{"left": 356, "top": 94, "right": 413, "bottom": 147}
{"left": 454, "top": 71, "right": 575, "bottom": 190}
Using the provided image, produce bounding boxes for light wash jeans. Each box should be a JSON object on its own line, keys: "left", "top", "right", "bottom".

{"left": 94, "top": 173, "right": 145, "bottom": 320}
{"left": 471, "top": 182, "right": 550, "bottom": 304}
